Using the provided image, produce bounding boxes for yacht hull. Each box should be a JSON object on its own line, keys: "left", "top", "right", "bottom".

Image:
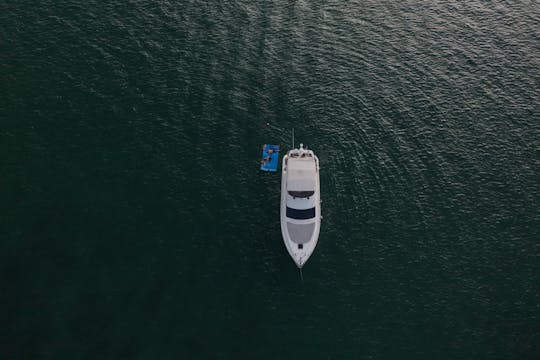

{"left": 280, "top": 147, "right": 321, "bottom": 268}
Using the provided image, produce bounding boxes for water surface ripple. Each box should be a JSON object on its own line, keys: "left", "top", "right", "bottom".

{"left": 2, "top": 0, "right": 539, "bottom": 358}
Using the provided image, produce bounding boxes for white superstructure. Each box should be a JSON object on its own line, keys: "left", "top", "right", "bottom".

{"left": 280, "top": 143, "right": 321, "bottom": 268}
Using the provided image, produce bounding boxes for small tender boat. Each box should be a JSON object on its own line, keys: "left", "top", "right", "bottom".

{"left": 280, "top": 143, "right": 321, "bottom": 268}
{"left": 260, "top": 144, "right": 280, "bottom": 172}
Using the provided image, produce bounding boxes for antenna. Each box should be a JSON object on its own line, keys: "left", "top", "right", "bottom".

{"left": 292, "top": 128, "right": 295, "bottom": 149}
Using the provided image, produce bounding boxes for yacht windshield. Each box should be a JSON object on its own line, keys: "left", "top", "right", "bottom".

{"left": 286, "top": 207, "right": 316, "bottom": 220}
{"left": 288, "top": 191, "right": 315, "bottom": 198}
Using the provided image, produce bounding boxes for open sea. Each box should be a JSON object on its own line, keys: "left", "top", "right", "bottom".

{"left": 2, "top": 0, "right": 539, "bottom": 359}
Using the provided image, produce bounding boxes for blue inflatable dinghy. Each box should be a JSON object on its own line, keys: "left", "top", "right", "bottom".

{"left": 260, "top": 144, "right": 280, "bottom": 172}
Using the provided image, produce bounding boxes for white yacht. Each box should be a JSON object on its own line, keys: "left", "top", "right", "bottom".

{"left": 280, "top": 143, "right": 321, "bottom": 268}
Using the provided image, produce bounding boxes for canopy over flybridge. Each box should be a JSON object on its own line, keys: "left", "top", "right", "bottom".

{"left": 287, "top": 159, "right": 316, "bottom": 191}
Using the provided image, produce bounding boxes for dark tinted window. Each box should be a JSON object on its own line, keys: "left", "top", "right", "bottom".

{"left": 288, "top": 191, "right": 315, "bottom": 198}
{"left": 286, "top": 207, "right": 315, "bottom": 220}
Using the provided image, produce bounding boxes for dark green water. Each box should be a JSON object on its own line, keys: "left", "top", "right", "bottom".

{"left": 2, "top": 0, "right": 539, "bottom": 358}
